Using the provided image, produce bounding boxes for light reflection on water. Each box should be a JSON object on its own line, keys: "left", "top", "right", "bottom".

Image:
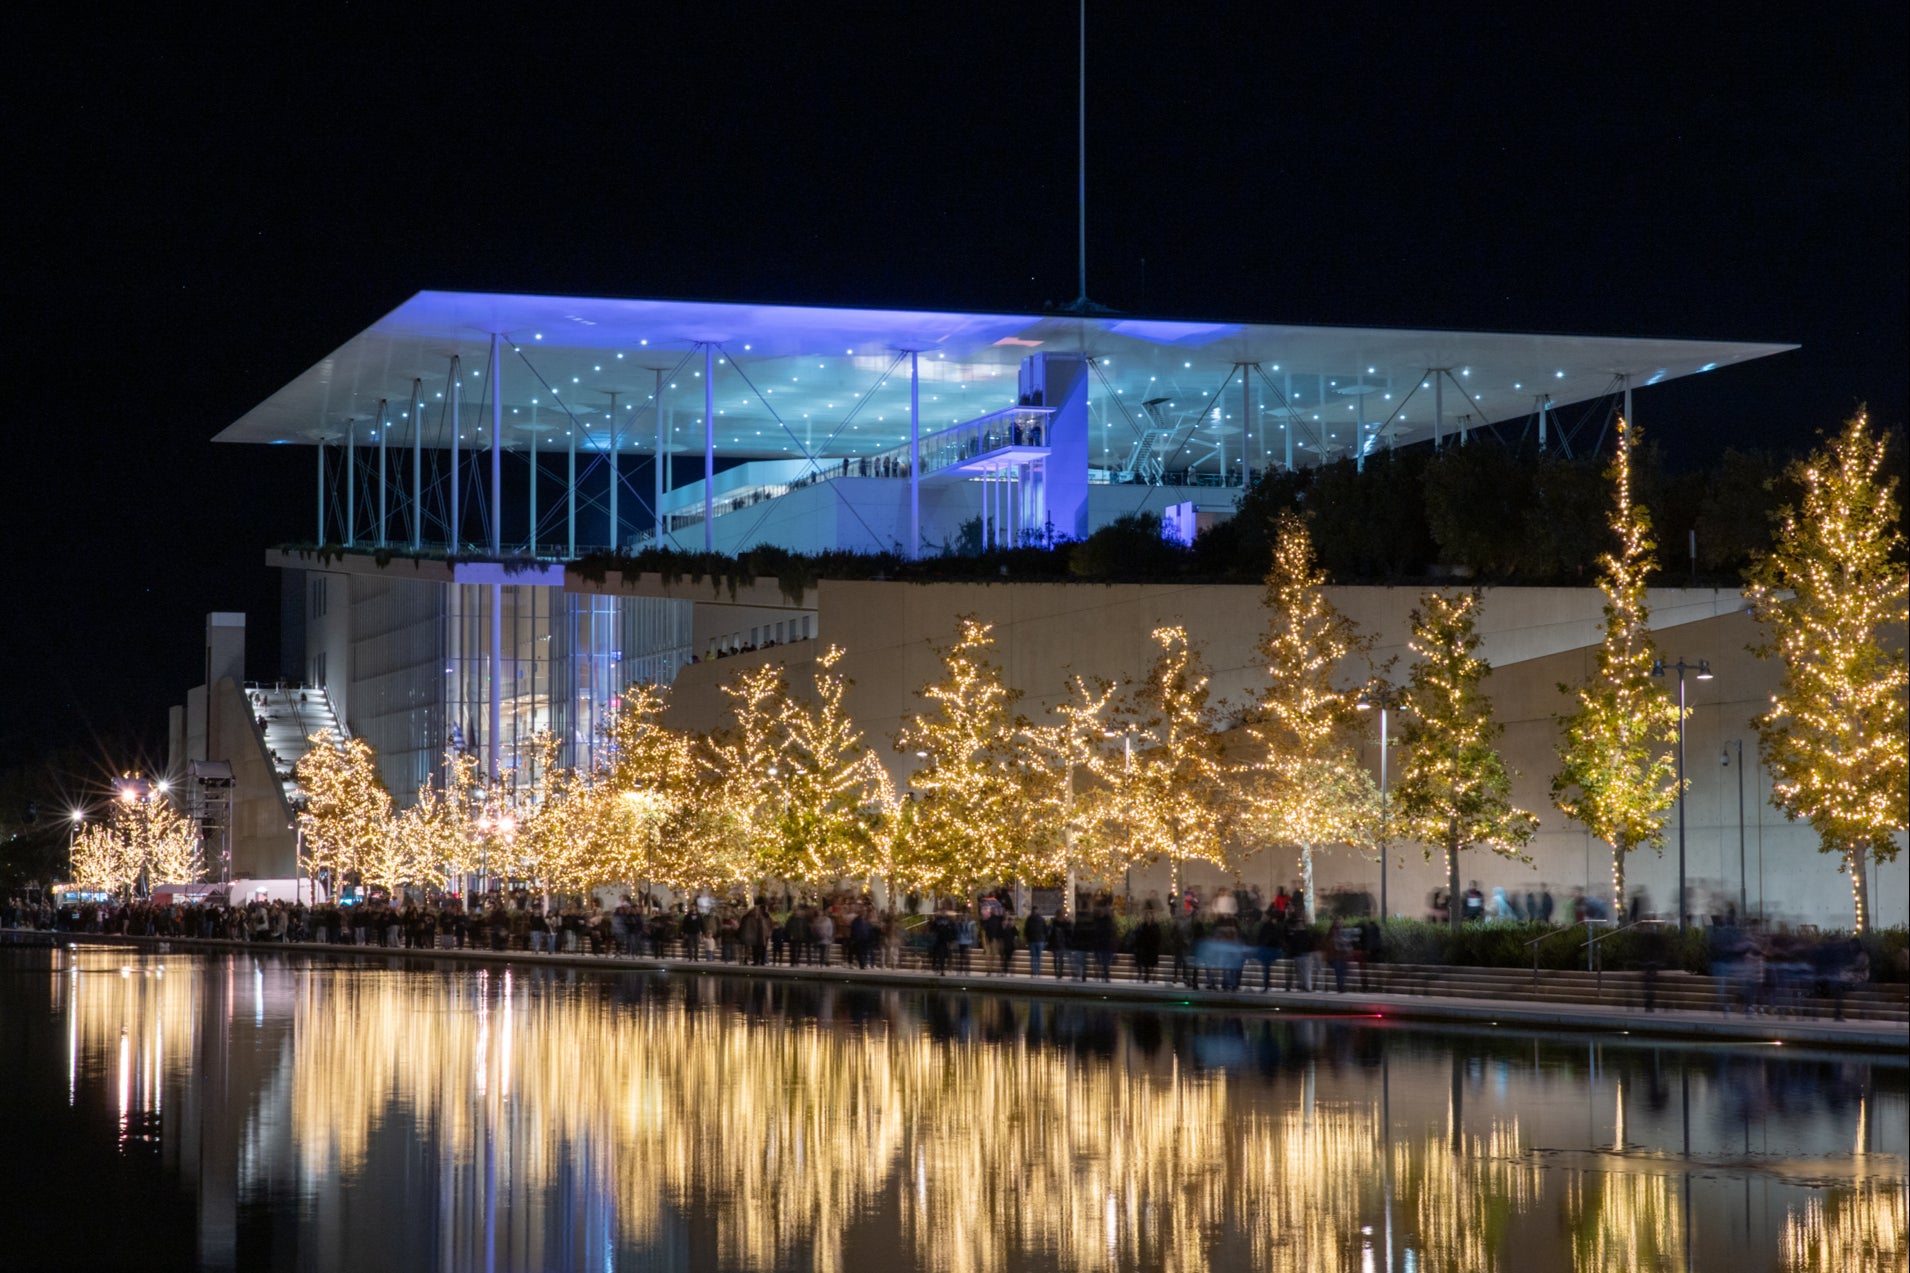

{"left": 21, "top": 945, "right": 1910, "bottom": 1272}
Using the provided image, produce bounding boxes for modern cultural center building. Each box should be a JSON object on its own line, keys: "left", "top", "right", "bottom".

{"left": 177, "top": 290, "right": 1904, "bottom": 928}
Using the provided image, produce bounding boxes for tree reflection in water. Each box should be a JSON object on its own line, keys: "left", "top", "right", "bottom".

{"left": 41, "top": 947, "right": 1909, "bottom": 1273}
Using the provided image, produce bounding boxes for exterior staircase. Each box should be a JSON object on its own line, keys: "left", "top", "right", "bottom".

{"left": 245, "top": 683, "right": 344, "bottom": 810}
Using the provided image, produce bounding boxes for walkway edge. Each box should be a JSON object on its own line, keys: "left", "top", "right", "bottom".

{"left": 45, "top": 932, "right": 1910, "bottom": 1054}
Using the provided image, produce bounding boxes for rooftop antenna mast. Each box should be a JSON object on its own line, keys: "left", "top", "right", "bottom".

{"left": 1076, "top": 0, "right": 1086, "bottom": 307}
{"left": 1062, "top": 0, "right": 1113, "bottom": 315}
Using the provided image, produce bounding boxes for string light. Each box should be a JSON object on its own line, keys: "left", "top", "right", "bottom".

{"left": 1551, "top": 418, "right": 1682, "bottom": 915}
{"left": 1746, "top": 412, "right": 1908, "bottom": 933}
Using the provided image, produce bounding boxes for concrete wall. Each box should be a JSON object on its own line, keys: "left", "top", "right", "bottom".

{"left": 665, "top": 579, "right": 1906, "bottom": 931}
{"left": 210, "top": 677, "right": 296, "bottom": 878}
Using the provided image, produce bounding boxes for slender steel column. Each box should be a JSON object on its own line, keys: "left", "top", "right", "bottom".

{"left": 1433, "top": 370, "right": 1444, "bottom": 451}
{"left": 1623, "top": 374, "right": 1633, "bottom": 432}
{"left": 1240, "top": 365, "right": 1250, "bottom": 485}
{"left": 410, "top": 379, "right": 422, "bottom": 551}
{"left": 607, "top": 390, "right": 621, "bottom": 553}
{"left": 345, "top": 420, "right": 356, "bottom": 547}
{"left": 489, "top": 332, "right": 503, "bottom": 557}
{"left": 909, "top": 350, "right": 921, "bottom": 559}
{"left": 566, "top": 424, "right": 576, "bottom": 559}
{"left": 703, "top": 344, "right": 715, "bottom": 552}
{"left": 315, "top": 438, "right": 325, "bottom": 544}
{"left": 1284, "top": 372, "right": 1294, "bottom": 471}
{"left": 489, "top": 583, "right": 503, "bottom": 786}
{"left": 527, "top": 408, "right": 538, "bottom": 557}
{"left": 450, "top": 356, "right": 462, "bottom": 552}
{"left": 375, "top": 398, "right": 388, "bottom": 548}
{"left": 653, "top": 368, "right": 665, "bottom": 546}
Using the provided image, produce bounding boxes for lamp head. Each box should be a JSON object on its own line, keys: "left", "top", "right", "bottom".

{"left": 1651, "top": 659, "right": 1665, "bottom": 677}
{"left": 1355, "top": 692, "right": 1373, "bottom": 711}
{"left": 1696, "top": 659, "right": 1713, "bottom": 680}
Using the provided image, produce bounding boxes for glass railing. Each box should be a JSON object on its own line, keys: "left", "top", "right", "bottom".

{"left": 867, "top": 406, "right": 1055, "bottom": 479}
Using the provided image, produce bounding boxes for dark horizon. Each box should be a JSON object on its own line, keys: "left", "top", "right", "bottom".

{"left": 6, "top": 2, "right": 1904, "bottom": 773}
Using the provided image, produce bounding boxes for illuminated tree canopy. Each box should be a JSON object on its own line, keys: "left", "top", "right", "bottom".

{"left": 1243, "top": 511, "right": 1381, "bottom": 919}
{"left": 1552, "top": 419, "right": 1681, "bottom": 916}
{"left": 1748, "top": 412, "right": 1908, "bottom": 932}
{"left": 1393, "top": 590, "right": 1538, "bottom": 929}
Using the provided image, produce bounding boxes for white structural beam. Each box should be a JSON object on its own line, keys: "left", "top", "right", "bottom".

{"left": 409, "top": 379, "right": 422, "bottom": 552}
{"left": 910, "top": 350, "right": 921, "bottom": 560}
{"left": 375, "top": 398, "right": 388, "bottom": 548}
{"left": 449, "top": 356, "right": 462, "bottom": 551}
{"left": 489, "top": 332, "right": 503, "bottom": 557}
{"left": 653, "top": 368, "right": 665, "bottom": 547}
{"left": 703, "top": 343, "right": 715, "bottom": 552}
{"left": 345, "top": 420, "right": 356, "bottom": 548}
{"left": 607, "top": 390, "right": 621, "bottom": 553}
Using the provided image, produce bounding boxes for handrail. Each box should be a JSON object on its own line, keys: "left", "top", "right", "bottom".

{"left": 1578, "top": 918, "right": 1670, "bottom": 996}
{"left": 1525, "top": 922, "right": 1590, "bottom": 990}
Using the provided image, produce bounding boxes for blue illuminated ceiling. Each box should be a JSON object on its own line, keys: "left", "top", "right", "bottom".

{"left": 216, "top": 291, "right": 1795, "bottom": 465}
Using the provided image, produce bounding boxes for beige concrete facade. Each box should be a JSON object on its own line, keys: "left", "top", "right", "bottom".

{"left": 659, "top": 579, "right": 1906, "bottom": 931}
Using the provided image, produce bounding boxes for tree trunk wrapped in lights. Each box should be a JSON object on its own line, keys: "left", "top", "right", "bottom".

{"left": 1747, "top": 411, "right": 1907, "bottom": 933}
{"left": 1118, "top": 626, "right": 1239, "bottom": 902}
{"left": 1392, "top": 591, "right": 1538, "bottom": 930}
{"left": 1552, "top": 418, "right": 1681, "bottom": 918}
{"left": 895, "top": 617, "right": 1027, "bottom": 902}
{"left": 1243, "top": 511, "right": 1381, "bottom": 920}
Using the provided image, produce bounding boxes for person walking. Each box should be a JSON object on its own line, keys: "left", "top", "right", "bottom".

{"left": 1023, "top": 909, "right": 1049, "bottom": 978}
{"left": 1132, "top": 907, "right": 1162, "bottom": 983}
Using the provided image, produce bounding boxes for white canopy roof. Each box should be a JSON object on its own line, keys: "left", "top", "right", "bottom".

{"left": 217, "top": 291, "right": 1795, "bottom": 464}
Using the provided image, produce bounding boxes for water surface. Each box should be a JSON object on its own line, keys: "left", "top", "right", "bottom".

{"left": 1, "top": 945, "right": 1901, "bottom": 1272}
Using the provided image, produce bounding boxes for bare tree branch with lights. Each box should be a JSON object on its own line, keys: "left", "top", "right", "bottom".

{"left": 1748, "top": 411, "right": 1908, "bottom": 932}
{"left": 1243, "top": 511, "right": 1382, "bottom": 920}
{"left": 1552, "top": 418, "right": 1682, "bottom": 918}
{"left": 1392, "top": 591, "right": 1538, "bottom": 930}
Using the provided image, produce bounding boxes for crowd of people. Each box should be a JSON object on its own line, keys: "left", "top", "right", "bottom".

{"left": 0, "top": 884, "right": 1384, "bottom": 996}
{"left": 1, "top": 883, "right": 1884, "bottom": 1015}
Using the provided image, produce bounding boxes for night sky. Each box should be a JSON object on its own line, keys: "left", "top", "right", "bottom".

{"left": 7, "top": 2, "right": 1904, "bottom": 773}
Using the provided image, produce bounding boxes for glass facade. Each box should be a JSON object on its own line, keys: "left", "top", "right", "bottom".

{"left": 341, "top": 576, "right": 694, "bottom": 805}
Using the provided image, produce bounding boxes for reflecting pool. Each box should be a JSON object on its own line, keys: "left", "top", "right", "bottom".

{"left": 1, "top": 945, "right": 1902, "bottom": 1272}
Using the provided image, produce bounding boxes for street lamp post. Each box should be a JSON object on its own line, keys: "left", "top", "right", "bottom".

{"left": 1356, "top": 688, "right": 1398, "bottom": 921}
{"left": 1723, "top": 740, "right": 1747, "bottom": 921}
{"left": 1652, "top": 657, "right": 1712, "bottom": 933}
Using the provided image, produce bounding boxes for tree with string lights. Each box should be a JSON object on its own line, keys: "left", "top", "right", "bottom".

{"left": 775, "top": 646, "right": 888, "bottom": 887}
{"left": 125, "top": 783, "right": 206, "bottom": 887}
{"left": 294, "top": 731, "right": 393, "bottom": 897}
{"left": 601, "top": 682, "right": 728, "bottom": 897}
{"left": 1392, "top": 591, "right": 1537, "bottom": 929}
{"left": 895, "top": 617, "right": 1026, "bottom": 901}
{"left": 1552, "top": 418, "right": 1682, "bottom": 918}
{"left": 1118, "top": 625, "right": 1238, "bottom": 902}
{"left": 69, "top": 780, "right": 205, "bottom": 895}
{"left": 1242, "top": 511, "right": 1381, "bottom": 920}
{"left": 704, "top": 662, "right": 793, "bottom": 897}
{"left": 70, "top": 820, "right": 138, "bottom": 896}
{"left": 1021, "top": 674, "right": 1127, "bottom": 903}
{"left": 1747, "top": 412, "right": 1907, "bottom": 932}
